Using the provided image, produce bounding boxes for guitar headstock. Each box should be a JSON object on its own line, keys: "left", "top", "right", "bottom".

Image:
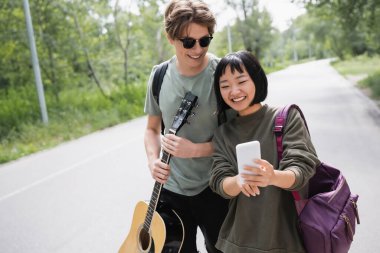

{"left": 170, "top": 92, "right": 198, "bottom": 133}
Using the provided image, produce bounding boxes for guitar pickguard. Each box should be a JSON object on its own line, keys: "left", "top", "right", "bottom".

{"left": 154, "top": 202, "right": 184, "bottom": 252}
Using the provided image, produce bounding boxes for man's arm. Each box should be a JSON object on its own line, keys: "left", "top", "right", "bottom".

{"left": 144, "top": 115, "right": 161, "bottom": 165}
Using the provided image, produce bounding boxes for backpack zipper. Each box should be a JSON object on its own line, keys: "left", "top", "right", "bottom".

{"left": 351, "top": 200, "right": 360, "bottom": 224}
{"left": 341, "top": 214, "right": 354, "bottom": 241}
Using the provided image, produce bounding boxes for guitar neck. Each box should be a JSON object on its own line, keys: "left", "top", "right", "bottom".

{"left": 160, "top": 150, "right": 171, "bottom": 164}
{"left": 143, "top": 142, "right": 173, "bottom": 231}
{"left": 160, "top": 129, "right": 175, "bottom": 166}
{"left": 143, "top": 181, "right": 163, "bottom": 232}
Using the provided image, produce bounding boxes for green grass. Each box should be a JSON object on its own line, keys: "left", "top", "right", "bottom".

{"left": 331, "top": 54, "right": 380, "bottom": 76}
{"left": 331, "top": 54, "right": 380, "bottom": 99}
{"left": 360, "top": 71, "right": 380, "bottom": 98}
{"left": 0, "top": 109, "right": 131, "bottom": 164}
{"left": 0, "top": 83, "right": 146, "bottom": 164}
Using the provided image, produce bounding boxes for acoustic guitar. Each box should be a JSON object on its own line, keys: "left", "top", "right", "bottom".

{"left": 119, "top": 91, "right": 198, "bottom": 253}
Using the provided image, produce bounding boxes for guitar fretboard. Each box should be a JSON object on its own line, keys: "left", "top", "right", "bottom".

{"left": 143, "top": 148, "right": 172, "bottom": 232}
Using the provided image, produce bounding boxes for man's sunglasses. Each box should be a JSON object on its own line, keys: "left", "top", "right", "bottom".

{"left": 178, "top": 36, "right": 213, "bottom": 49}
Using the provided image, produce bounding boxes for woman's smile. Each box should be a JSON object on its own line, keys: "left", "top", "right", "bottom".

{"left": 231, "top": 96, "right": 246, "bottom": 103}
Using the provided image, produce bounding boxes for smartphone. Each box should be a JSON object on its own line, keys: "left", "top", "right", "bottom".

{"left": 236, "top": 140, "right": 261, "bottom": 183}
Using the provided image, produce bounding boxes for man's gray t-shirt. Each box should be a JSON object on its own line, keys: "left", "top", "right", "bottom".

{"left": 144, "top": 54, "right": 219, "bottom": 196}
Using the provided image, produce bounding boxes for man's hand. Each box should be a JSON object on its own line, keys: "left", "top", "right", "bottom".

{"left": 150, "top": 158, "right": 171, "bottom": 184}
{"left": 161, "top": 134, "right": 195, "bottom": 158}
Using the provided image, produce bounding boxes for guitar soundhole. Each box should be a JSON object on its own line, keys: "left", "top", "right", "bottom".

{"left": 139, "top": 227, "right": 151, "bottom": 251}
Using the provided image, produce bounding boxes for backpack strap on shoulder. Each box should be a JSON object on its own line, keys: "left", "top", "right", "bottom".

{"left": 274, "top": 104, "right": 308, "bottom": 160}
{"left": 153, "top": 61, "right": 169, "bottom": 106}
{"left": 273, "top": 104, "right": 309, "bottom": 204}
{"left": 152, "top": 61, "right": 169, "bottom": 135}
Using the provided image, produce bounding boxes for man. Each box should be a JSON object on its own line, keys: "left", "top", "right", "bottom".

{"left": 144, "top": 0, "right": 228, "bottom": 252}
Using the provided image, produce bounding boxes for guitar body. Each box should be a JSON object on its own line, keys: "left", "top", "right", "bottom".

{"left": 119, "top": 201, "right": 184, "bottom": 253}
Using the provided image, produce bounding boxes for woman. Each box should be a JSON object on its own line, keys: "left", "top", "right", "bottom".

{"left": 209, "top": 51, "right": 320, "bottom": 253}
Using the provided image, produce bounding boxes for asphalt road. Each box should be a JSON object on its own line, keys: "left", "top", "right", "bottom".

{"left": 1, "top": 59, "right": 379, "bottom": 252}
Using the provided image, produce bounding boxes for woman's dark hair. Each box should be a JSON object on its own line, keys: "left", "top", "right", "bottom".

{"left": 213, "top": 50, "right": 268, "bottom": 123}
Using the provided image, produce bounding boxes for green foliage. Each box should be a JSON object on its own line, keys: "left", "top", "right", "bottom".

{"left": 331, "top": 55, "right": 380, "bottom": 76}
{"left": 360, "top": 71, "right": 380, "bottom": 98}
{"left": 331, "top": 55, "right": 380, "bottom": 99}
{"left": 0, "top": 81, "right": 146, "bottom": 163}
{"left": 209, "top": 25, "right": 245, "bottom": 57}
{"left": 0, "top": 85, "right": 40, "bottom": 139}
{"left": 224, "top": 0, "right": 274, "bottom": 59}
{"left": 0, "top": 0, "right": 154, "bottom": 163}
{"left": 304, "top": 0, "right": 380, "bottom": 58}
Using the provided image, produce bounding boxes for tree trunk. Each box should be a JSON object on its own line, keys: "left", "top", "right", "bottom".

{"left": 72, "top": 9, "right": 108, "bottom": 98}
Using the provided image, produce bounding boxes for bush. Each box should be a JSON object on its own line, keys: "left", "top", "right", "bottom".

{"left": 360, "top": 71, "right": 380, "bottom": 98}
{"left": 0, "top": 85, "right": 40, "bottom": 140}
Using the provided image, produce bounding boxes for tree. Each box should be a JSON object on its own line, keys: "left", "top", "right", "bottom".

{"left": 112, "top": 0, "right": 132, "bottom": 85}
{"left": 300, "top": 0, "right": 380, "bottom": 57}
{"left": 225, "top": 0, "right": 274, "bottom": 59}
{"left": 0, "top": 1, "right": 35, "bottom": 92}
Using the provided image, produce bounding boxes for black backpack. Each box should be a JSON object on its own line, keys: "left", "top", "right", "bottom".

{"left": 152, "top": 61, "right": 169, "bottom": 135}
{"left": 152, "top": 61, "right": 169, "bottom": 107}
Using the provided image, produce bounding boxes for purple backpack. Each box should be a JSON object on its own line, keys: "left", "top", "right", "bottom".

{"left": 274, "top": 104, "right": 360, "bottom": 253}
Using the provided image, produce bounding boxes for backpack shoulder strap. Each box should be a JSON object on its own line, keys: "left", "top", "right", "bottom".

{"left": 152, "top": 60, "right": 169, "bottom": 135}
{"left": 274, "top": 104, "right": 309, "bottom": 160}
{"left": 273, "top": 104, "right": 309, "bottom": 203}
{"left": 152, "top": 61, "right": 169, "bottom": 106}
